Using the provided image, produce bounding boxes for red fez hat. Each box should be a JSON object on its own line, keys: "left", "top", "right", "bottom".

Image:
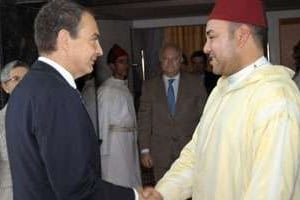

{"left": 209, "top": 0, "right": 267, "bottom": 27}
{"left": 107, "top": 44, "right": 128, "bottom": 64}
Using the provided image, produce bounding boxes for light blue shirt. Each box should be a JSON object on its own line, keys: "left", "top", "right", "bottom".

{"left": 163, "top": 73, "right": 180, "bottom": 102}
{"left": 228, "top": 56, "right": 270, "bottom": 85}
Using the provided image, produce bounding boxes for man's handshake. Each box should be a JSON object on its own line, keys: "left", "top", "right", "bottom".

{"left": 137, "top": 187, "right": 163, "bottom": 200}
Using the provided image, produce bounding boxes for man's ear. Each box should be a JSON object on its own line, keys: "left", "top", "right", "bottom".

{"left": 236, "top": 25, "right": 251, "bottom": 48}
{"left": 56, "top": 29, "right": 70, "bottom": 51}
{"left": 235, "top": 24, "right": 251, "bottom": 48}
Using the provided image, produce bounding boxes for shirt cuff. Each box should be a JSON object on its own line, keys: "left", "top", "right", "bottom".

{"left": 141, "top": 148, "right": 150, "bottom": 154}
{"left": 133, "top": 188, "right": 139, "bottom": 200}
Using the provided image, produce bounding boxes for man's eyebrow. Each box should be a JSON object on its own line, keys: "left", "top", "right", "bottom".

{"left": 206, "top": 29, "right": 213, "bottom": 36}
{"left": 93, "top": 33, "right": 100, "bottom": 39}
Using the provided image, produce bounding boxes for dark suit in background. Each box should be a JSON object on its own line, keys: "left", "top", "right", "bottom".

{"left": 138, "top": 72, "right": 207, "bottom": 181}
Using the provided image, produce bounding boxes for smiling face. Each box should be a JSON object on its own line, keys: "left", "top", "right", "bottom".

{"left": 67, "top": 12, "right": 103, "bottom": 78}
{"left": 203, "top": 19, "right": 241, "bottom": 76}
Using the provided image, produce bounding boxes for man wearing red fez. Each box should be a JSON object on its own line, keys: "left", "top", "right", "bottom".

{"left": 142, "top": 0, "right": 300, "bottom": 199}
{"left": 97, "top": 44, "right": 142, "bottom": 189}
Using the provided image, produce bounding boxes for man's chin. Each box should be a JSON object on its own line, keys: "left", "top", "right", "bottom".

{"left": 165, "top": 70, "right": 179, "bottom": 76}
{"left": 80, "top": 67, "right": 93, "bottom": 78}
{"left": 212, "top": 67, "right": 221, "bottom": 76}
{"left": 87, "top": 66, "right": 93, "bottom": 73}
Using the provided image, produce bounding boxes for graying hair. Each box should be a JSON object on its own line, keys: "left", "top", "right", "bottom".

{"left": 0, "top": 60, "right": 29, "bottom": 83}
{"left": 34, "top": 0, "right": 90, "bottom": 54}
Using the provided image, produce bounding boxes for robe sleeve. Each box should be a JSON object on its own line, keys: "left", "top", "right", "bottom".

{"left": 97, "top": 87, "right": 112, "bottom": 156}
{"left": 155, "top": 123, "right": 200, "bottom": 200}
{"left": 243, "top": 84, "right": 300, "bottom": 200}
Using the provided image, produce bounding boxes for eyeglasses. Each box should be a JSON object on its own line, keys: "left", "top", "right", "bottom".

{"left": 5, "top": 76, "right": 22, "bottom": 83}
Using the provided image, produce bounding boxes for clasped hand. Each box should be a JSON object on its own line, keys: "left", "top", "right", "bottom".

{"left": 138, "top": 186, "right": 163, "bottom": 200}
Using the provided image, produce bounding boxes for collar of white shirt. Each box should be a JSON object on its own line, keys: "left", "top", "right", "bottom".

{"left": 38, "top": 56, "right": 77, "bottom": 89}
{"left": 163, "top": 73, "right": 180, "bottom": 85}
{"left": 228, "top": 56, "right": 270, "bottom": 85}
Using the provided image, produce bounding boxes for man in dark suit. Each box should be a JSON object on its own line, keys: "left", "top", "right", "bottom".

{"left": 5, "top": 1, "right": 139, "bottom": 200}
{"left": 138, "top": 43, "right": 207, "bottom": 181}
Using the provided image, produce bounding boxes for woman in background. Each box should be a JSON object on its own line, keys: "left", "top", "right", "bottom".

{"left": 0, "top": 60, "right": 29, "bottom": 200}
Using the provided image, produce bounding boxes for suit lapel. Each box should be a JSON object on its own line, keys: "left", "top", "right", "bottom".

{"left": 175, "top": 73, "right": 186, "bottom": 115}
{"left": 156, "top": 76, "right": 172, "bottom": 115}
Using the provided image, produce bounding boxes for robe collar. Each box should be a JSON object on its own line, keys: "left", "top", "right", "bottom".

{"left": 227, "top": 56, "right": 270, "bottom": 86}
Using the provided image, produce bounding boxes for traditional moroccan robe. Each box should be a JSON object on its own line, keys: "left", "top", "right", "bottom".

{"left": 98, "top": 77, "right": 141, "bottom": 188}
{"left": 156, "top": 57, "right": 300, "bottom": 200}
{"left": 0, "top": 106, "right": 13, "bottom": 200}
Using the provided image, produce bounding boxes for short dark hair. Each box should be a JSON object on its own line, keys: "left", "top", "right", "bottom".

{"left": 251, "top": 25, "right": 268, "bottom": 50}
{"left": 191, "top": 50, "right": 207, "bottom": 63}
{"left": 228, "top": 22, "right": 267, "bottom": 50}
{"left": 34, "top": 0, "right": 90, "bottom": 54}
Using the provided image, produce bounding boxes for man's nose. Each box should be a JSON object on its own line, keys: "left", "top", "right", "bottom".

{"left": 203, "top": 41, "right": 210, "bottom": 54}
{"left": 96, "top": 41, "right": 103, "bottom": 56}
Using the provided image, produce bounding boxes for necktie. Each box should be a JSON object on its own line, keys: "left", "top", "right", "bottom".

{"left": 167, "top": 79, "right": 175, "bottom": 115}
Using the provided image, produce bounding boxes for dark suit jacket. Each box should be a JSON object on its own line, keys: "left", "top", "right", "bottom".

{"left": 138, "top": 72, "right": 207, "bottom": 180}
{"left": 5, "top": 60, "right": 134, "bottom": 200}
